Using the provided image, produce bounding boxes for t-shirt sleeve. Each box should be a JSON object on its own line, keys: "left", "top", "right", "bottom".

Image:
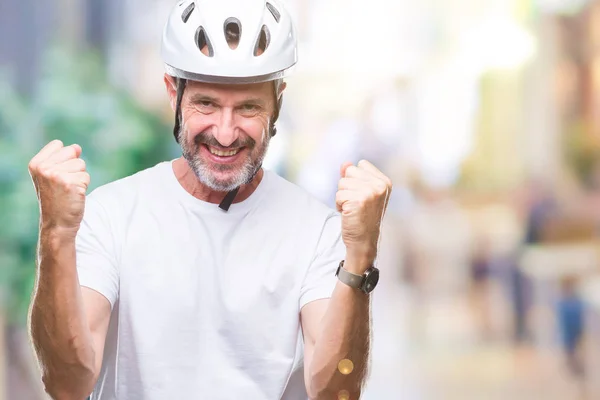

{"left": 299, "top": 212, "right": 346, "bottom": 309}
{"left": 76, "top": 195, "right": 119, "bottom": 309}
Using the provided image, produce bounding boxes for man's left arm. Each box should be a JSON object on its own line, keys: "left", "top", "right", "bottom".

{"left": 302, "top": 160, "right": 392, "bottom": 400}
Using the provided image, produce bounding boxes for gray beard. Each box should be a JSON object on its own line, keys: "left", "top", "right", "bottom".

{"left": 179, "top": 129, "right": 270, "bottom": 192}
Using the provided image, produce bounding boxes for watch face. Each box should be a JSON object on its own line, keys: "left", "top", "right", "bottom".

{"left": 362, "top": 268, "right": 380, "bottom": 293}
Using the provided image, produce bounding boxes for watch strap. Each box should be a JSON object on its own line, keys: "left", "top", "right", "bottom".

{"left": 336, "top": 261, "right": 363, "bottom": 289}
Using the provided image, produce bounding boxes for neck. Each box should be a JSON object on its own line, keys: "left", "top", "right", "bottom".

{"left": 172, "top": 157, "right": 264, "bottom": 204}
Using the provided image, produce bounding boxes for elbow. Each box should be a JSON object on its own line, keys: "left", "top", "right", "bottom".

{"left": 308, "top": 385, "right": 362, "bottom": 400}
{"left": 41, "top": 347, "right": 98, "bottom": 400}
{"left": 304, "top": 373, "right": 337, "bottom": 400}
{"left": 43, "top": 383, "right": 94, "bottom": 400}
{"left": 307, "top": 367, "right": 362, "bottom": 400}
{"left": 43, "top": 375, "right": 96, "bottom": 400}
{"left": 42, "top": 366, "right": 97, "bottom": 400}
{"left": 306, "top": 363, "right": 329, "bottom": 399}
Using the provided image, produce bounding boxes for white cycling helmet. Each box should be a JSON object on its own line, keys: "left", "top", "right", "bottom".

{"left": 161, "top": 0, "right": 298, "bottom": 84}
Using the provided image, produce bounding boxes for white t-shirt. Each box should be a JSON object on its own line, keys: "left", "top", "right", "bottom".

{"left": 76, "top": 160, "right": 345, "bottom": 400}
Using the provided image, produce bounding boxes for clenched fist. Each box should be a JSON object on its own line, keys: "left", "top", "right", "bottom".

{"left": 336, "top": 160, "right": 392, "bottom": 273}
{"left": 29, "top": 140, "right": 90, "bottom": 237}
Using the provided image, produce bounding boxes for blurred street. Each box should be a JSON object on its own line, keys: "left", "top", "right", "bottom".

{"left": 360, "top": 214, "right": 599, "bottom": 400}
{"left": 365, "top": 280, "right": 584, "bottom": 400}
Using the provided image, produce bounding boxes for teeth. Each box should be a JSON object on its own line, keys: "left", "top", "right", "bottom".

{"left": 208, "top": 147, "right": 240, "bottom": 157}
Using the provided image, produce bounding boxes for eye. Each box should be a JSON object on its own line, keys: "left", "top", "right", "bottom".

{"left": 238, "top": 103, "right": 261, "bottom": 117}
{"left": 242, "top": 103, "right": 258, "bottom": 111}
{"left": 199, "top": 100, "right": 213, "bottom": 107}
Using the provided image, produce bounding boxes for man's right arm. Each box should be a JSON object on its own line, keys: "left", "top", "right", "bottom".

{"left": 29, "top": 228, "right": 111, "bottom": 400}
{"left": 27, "top": 140, "right": 111, "bottom": 400}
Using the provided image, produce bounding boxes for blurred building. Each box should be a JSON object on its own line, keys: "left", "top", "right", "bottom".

{"left": 0, "top": 0, "right": 53, "bottom": 94}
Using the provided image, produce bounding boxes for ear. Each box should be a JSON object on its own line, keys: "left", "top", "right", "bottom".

{"left": 278, "top": 81, "right": 287, "bottom": 99}
{"left": 164, "top": 74, "right": 178, "bottom": 111}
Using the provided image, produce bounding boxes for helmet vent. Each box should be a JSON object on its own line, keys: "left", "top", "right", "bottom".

{"left": 254, "top": 25, "right": 270, "bottom": 56}
{"left": 181, "top": 2, "right": 195, "bottom": 23}
{"left": 224, "top": 18, "right": 242, "bottom": 50}
{"left": 196, "top": 27, "right": 214, "bottom": 57}
{"left": 266, "top": 2, "right": 280, "bottom": 23}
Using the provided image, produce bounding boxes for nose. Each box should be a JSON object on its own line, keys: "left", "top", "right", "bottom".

{"left": 213, "top": 108, "right": 238, "bottom": 148}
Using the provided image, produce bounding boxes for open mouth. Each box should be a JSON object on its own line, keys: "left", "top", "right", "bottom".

{"left": 201, "top": 145, "right": 246, "bottom": 164}
{"left": 206, "top": 146, "right": 242, "bottom": 157}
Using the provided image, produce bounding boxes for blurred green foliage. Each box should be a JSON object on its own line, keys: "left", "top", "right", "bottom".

{"left": 0, "top": 46, "right": 174, "bottom": 325}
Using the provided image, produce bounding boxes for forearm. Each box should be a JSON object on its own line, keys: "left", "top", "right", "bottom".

{"left": 29, "top": 228, "right": 96, "bottom": 399}
{"left": 307, "top": 258, "right": 371, "bottom": 399}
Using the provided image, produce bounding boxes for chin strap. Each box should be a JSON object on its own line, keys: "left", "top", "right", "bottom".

{"left": 218, "top": 164, "right": 262, "bottom": 211}
{"left": 218, "top": 188, "right": 240, "bottom": 211}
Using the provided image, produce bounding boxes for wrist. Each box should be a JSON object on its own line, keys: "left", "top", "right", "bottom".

{"left": 343, "top": 250, "right": 376, "bottom": 274}
{"left": 40, "top": 225, "right": 78, "bottom": 246}
{"left": 336, "top": 259, "right": 381, "bottom": 294}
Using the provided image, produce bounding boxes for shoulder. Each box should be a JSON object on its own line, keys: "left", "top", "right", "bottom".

{"left": 263, "top": 170, "right": 339, "bottom": 222}
{"left": 87, "top": 161, "right": 170, "bottom": 210}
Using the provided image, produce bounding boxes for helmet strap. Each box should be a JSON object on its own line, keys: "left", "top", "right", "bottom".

{"left": 270, "top": 96, "right": 282, "bottom": 137}
{"left": 218, "top": 187, "right": 240, "bottom": 211}
{"left": 218, "top": 162, "right": 263, "bottom": 211}
{"left": 173, "top": 78, "right": 188, "bottom": 143}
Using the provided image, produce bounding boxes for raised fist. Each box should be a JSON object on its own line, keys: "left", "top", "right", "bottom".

{"left": 29, "top": 140, "right": 90, "bottom": 236}
{"left": 336, "top": 160, "right": 392, "bottom": 272}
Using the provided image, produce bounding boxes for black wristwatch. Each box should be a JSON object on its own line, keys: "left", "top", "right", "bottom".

{"left": 335, "top": 260, "right": 380, "bottom": 294}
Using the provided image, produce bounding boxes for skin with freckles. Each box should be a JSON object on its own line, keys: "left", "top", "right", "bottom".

{"left": 164, "top": 75, "right": 286, "bottom": 204}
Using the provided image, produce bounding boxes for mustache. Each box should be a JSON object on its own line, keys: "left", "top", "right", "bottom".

{"left": 193, "top": 131, "right": 256, "bottom": 150}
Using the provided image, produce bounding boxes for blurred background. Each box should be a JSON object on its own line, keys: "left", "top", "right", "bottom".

{"left": 2, "top": 0, "right": 600, "bottom": 399}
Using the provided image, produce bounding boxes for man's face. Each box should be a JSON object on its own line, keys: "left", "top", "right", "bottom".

{"left": 172, "top": 79, "right": 277, "bottom": 192}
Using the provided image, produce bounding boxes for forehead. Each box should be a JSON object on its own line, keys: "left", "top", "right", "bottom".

{"left": 185, "top": 80, "right": 273, "bottom": 101}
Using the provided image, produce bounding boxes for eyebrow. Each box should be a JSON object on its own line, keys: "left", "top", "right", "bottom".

{"left": 188, "top": 94, "right": 267, "bottom": 108}
{"left": 236, "top": 98, "right": 267, "bottom": 107}
{"left": 189, "top": 94, "right": 219, "bottom": 105}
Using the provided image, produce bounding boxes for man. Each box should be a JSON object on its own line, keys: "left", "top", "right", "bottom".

{"left": 27, "top": 1, "right": 392, "bottom": 399}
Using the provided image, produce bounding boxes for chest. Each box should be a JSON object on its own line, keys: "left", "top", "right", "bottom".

{"left": 114, "top": 208, "right": 313, "bottom": 357}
